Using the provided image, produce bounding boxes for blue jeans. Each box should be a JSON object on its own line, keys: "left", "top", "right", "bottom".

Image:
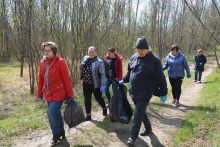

{"left": 47, "top": 101, "right": 64, "bottom": 135}
{"left": 105, "top": 78, "right": 118, "bottom": 102}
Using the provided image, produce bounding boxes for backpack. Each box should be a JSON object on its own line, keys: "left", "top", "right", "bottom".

{"left": 100, "top": 58, "right": 111, "bottom": 78}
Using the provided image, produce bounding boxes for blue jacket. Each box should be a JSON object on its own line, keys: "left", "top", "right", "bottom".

{"left": 194, "top": 54, "right": 207, "bottom": 71}
{"left": 123, "top": 51, "right": 167, "bottom": 100}
{"left": 163, "top": 51, "right": 191, "bottom": 78}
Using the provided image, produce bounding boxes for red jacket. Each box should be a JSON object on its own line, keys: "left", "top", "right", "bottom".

{"left": 106, "top": 53, "right": 123, "bottom": 80}
{"left": 37, "top": 55, "right": 74, "bottom": 102}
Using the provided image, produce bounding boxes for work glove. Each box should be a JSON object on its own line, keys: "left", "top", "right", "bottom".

{"left": 200, "top": 63, "right": 203, "bottom": 66}
{"left": 38, "top": 98, "right": 44, "bottom": 102}
{"left": 65, "top": 96, "right": 73, "bottom": 104}
{"left": 119, "top": 80, "right": 124, "bottom": 85}
{"left": 100, "top": 85, "right": 106, "bottom": 92}
{"left": 160, "top": 96, "right": 167, "bottom": 103}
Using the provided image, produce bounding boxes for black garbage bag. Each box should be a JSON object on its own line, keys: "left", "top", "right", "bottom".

{"left": 109, "top": 84, "right": 133, "bottom": 124}
{"left": 64, "top": 99, "right": 85, "bottom": 128}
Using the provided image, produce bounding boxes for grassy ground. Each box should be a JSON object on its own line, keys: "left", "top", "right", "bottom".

{"left": 172, "top": 68, "right": 220, "bottom": 147}
{"left": 0, "top": 63, "right": 48, "bottom": 146}
{"left": 0, "top": 59, "right": 216, "bottom": 147}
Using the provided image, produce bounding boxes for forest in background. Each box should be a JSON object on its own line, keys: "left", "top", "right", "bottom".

{"left": 0, "top": 0, "right": 220, "bottom": 94}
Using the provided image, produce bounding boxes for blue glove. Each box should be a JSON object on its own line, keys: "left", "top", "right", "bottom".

{"left": 38, "top": 98, "right": 44, "bottom": 102}
{"left": 100, "top": 86, "right": 106, "bottom": 92}
{"left": 119, "top": 80, "right": 124, "bottom": 85}
{"left": 187, "top": 75, "right": 191, "bottom": 79}
{"left": 160, "top": 96, "right": 167, "bottom": 103}
{"left": 200, "top": 63, "right": 203, "bottom": 66}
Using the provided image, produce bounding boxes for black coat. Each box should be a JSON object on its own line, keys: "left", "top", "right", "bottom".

{"left": 194, "top": 54, "right": 207, "bottom": 71}
{"left": 123, "top": 51, "right": 167, "bottom": 100}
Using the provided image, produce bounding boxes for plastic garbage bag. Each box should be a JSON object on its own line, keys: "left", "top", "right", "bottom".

{"left": 64, "top": 99, "right": 85, "bottom": 128}
{"left": 109, "top": 84, "right": 133, "bottom": 124}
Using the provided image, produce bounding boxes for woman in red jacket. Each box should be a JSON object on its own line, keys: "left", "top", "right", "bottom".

{"left": 37, "top": 42, "right": 74, "bottom": 145}
{"left": 105, "top": 47, "right": 123, "bottom": 104}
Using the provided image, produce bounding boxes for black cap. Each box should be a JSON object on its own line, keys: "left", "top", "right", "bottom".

{"left": 136, "top": 36, "right": 149, "bottom": 49}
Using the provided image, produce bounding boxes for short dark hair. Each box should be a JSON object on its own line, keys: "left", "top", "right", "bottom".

{"left": 42, "top": 42, "right": 57, "bottom": 55}
{"left": 171, "top": 44, "right": 179, "bottom": 51}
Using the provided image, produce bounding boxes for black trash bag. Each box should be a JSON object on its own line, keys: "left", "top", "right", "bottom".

{"left": 64, "top": 99, "right": 85, "bottom": 128}
{"left": 109, "top": 85, "right": 133, "bottom": 124}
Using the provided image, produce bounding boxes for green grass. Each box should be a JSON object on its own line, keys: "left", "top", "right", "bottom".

{"left": 0, "top": 63, "right": 49, "bottom": 145}
{"left": 0, "top": 62, "right": 112, "bottom": 146}
{"left": 172, "top": 68, "right": 220, "bottom": 146}
{"left": 0, "top": 63, "right": 87, "bottom": 146}
{"left": 0, "top": 59, "right": 215, "bottom": 146}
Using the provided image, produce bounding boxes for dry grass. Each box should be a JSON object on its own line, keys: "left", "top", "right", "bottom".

{"left": 0, "top": 63, "right": 48, "bottom": 146}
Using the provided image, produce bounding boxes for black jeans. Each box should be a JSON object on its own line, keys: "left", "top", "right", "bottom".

{"left": 130, "top": 98, "right": 151, "bottom": 140}
{"left": 195, "top": 70, "right": 203, "bottom": 81}
{"left": 169, "top": 77, "right": 183, "bottom": 100}
{"left": 83, "top": 82, "right": 106, "bottom": 115}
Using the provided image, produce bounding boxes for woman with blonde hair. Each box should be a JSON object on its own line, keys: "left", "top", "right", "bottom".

{"left": 80, "top": 46, "right": 107, "bottom": 121}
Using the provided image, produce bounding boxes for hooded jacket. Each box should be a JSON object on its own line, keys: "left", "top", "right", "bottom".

{"left": 106, "top": 53, "right": 123, "bottom": 80}
{"left": 37, "top": 55, "right": 74, "bottom": 102}
{"left": 163, "top": 51, "right": 191, "bottom": 78}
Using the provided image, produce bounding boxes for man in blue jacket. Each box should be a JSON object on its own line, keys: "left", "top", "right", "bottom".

{"left": 119, "top": 36, "right": 168, "bottom": 147}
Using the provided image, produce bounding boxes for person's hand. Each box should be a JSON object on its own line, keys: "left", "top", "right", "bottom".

{"left": 100, "top": 86, "right": 106, "bottom": 92}
{"left": 38, "top": 98, "right": 44, "bottom": 102}
{"left": 160, "top": 96, "right": 167, "bottom": 103}
{"left": 65, "top": 96, "right": 73, "bottom": 104}
{"left": 200, "top": 63, "right": 203, "bottom": 66}
{"left": 119, "top": 80, "right": 124, "bottom": 85}
{"left": 187, "top": 75, "right": 191, "bottom": 79}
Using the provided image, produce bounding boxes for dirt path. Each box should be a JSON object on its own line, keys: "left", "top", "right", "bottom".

{"left": 12, "top": 60, "right": 216, "bottom": 147}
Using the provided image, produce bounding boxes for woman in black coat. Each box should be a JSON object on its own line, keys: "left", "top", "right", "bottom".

{"left": 194, "top": 49, "right": 207, "bottom": 83}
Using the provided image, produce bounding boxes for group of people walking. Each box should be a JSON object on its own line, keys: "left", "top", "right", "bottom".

{"left": 37, "top": 36, "right": 206, "bottom": 146}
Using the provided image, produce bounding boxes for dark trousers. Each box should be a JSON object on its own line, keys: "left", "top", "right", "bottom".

{"left": 169, "top": 77, "right": 183, "bottom": 100}
{"left": 130, "top": 98, "right": 151, "bottom": 140}
{"left": 195, "top": 70, "right": 203, "bottom": 81}
{"left": 83, "top": 82, "right": 106, "bottom": 115}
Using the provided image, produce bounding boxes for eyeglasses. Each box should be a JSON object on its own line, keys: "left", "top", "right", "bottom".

{"left": 43, "top": 50, "right": 52, "bottom": 53}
